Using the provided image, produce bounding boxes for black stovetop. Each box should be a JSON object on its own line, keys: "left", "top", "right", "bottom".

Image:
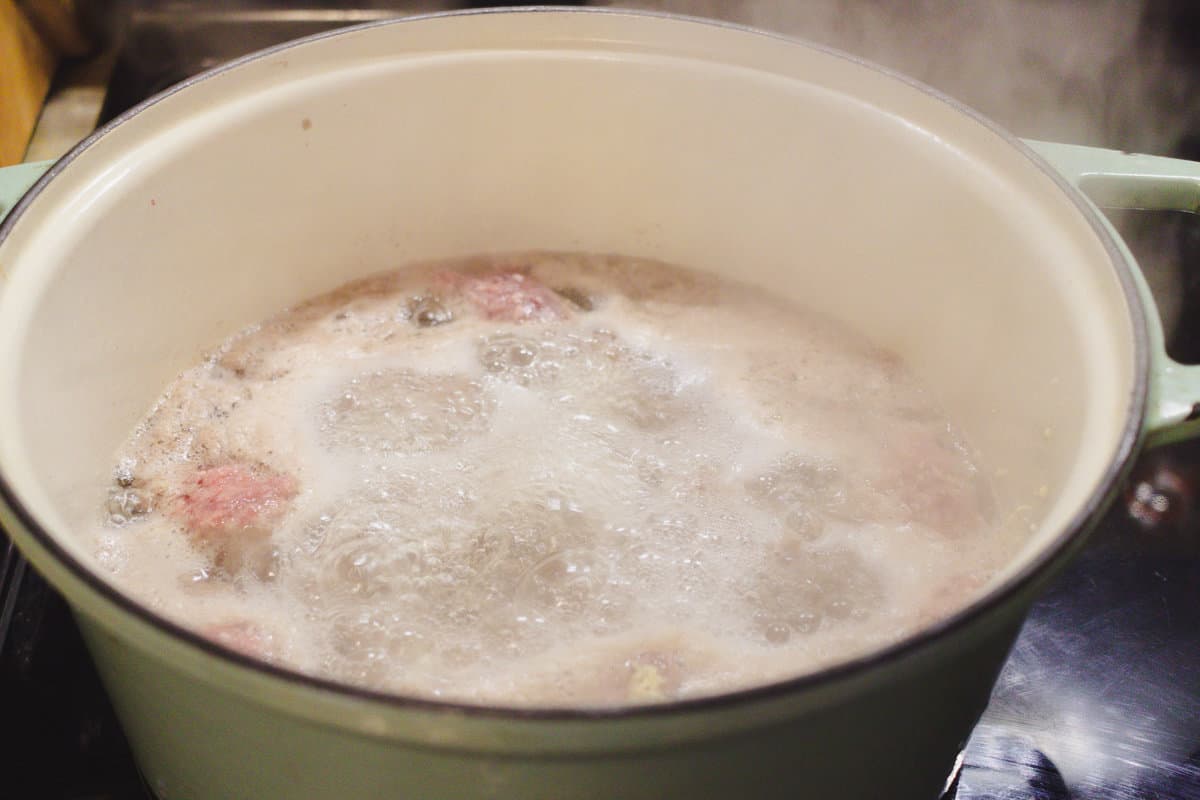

{"left": 3, "top": 3, "right": 1200, "bottom": 798}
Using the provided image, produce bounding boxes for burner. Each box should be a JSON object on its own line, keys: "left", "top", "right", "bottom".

{"left": 1133, "top": 748, "right": 1200, "bottom": 799}
{"left": 0, "top": 571, "right": 145, "bottom": 798}
{"left": 955, "top": 734, "right": 1069, "bottom": 800}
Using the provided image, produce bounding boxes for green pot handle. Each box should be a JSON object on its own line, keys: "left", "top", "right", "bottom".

{"left": 1026, "top": 139, "right": 1200, "bottom": 447}
{"left": 0, "top": 160, "right": 54, "bottom": 226}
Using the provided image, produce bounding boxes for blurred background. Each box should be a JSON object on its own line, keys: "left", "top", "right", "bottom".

{"left": 2, "top": 2, "right": 1199, "bottom": 798}
{"left": 5, "top": 1, "right": 1200, "bottom": 157}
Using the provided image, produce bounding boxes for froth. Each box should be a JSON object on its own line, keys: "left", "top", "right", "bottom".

{"left": 89, "top": 251, "right": 1020, "bottom": 707}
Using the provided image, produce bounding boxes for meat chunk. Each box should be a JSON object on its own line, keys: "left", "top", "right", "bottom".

{"left": 875, "top": 427, "right": 985, "bottom": 537}
{"left": 202, "top": 619, "right": 278, "bottom": 661}
{"left": 171, "top": 462, "right": 297, "bottom": 574}
{"left": 445, "top": 271, "right": 567, "bottom": 323}
{"left": 175, "top": 462, "right": 296, "bottom": 532}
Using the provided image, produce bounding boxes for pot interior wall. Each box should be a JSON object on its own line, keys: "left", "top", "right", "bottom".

{"left": 0, "top": 11, "right": 1136, "bottom": 596}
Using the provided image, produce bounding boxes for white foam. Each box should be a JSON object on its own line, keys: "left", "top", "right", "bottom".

{"left": 86, "top": 251, "right": 1024, "bottom": 707}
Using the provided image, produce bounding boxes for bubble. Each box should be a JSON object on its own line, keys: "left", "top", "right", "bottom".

{"left": 634, "top": 453, "right": 667, "bottom": 487}
{"left": 764, "top": 621, "right": 792, "bottom": 645}
{"left": 477, "top": 332, "right": 572, "bottom": 387}
{"left": 114, "top": 459, "right": 137, "bottom": 487}
{"left": 577, "top": 332, "right": 690, "bottom": 431}
{"left": 452, "top": 524, "right": 507, "bottom": 575}
{"left": 747, "top": 454, "right": 848, "bottom": 515}
{"left": 606, "top": 375, "right": 682, "bottom": 431}
{"left": 642, "top": 511, "right": 698, "bottom": 547}
{"left": 475, "top": 327, "right": 693, "bottom": 438}
{"left": 584, "top": 327, "right": 619, "bottom": 353}
{"left": 325, "top": 609, "right": 431, "bottom": 687}
{"left": 107, "top": 487, "right": 149, "bottom": 525}
{"left": 618, "top": 539, "right": 664, "bottom": 573}
{"left": 329, "top": 611, "right": 387, "bottom": 661}
{"left": 331, "top": 535, "right": 399, "bottom": 597}
{"left": 408, "top": 295, "right": 454, "bottom": 328}
{"left": 297, "top": 485, "right": 430, "bottom": 603}
{"left": 480, "top": 501, "right": 598, "bottom": 589}
{"left": 247, "top": 545, "right": 282, "bottom": 583}
{"left": 813, "top": 549, "right": 885, "bottom": 622}
{"left": 514, "top": 548, "right": 607, "bottom": 622}
{"left": 745, "top": 454, "right": 864, "bottom": 544}
{"left": 745, "top": 545, "right": 885, "bottom": 640}
{"left": 320, "top": 369, "right": 493, "bottom": 453}
{"left": 783, "top": 508, "right": 824, "bottom": 542}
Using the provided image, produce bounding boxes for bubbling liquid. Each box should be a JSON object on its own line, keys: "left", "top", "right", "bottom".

{"left": 91, "top": 252, "right": 1017, "bottom": 707}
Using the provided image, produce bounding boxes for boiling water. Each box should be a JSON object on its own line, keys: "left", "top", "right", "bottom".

{"left": 90, "top": 252, "right": 1017, "bottom": 707}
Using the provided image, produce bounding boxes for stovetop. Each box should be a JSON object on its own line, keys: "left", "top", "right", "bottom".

{"left": 2, "top": 3, "right": 1200, "bottom": 798}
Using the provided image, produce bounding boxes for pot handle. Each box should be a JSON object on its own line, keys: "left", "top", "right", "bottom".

{"left": 1026, "top": 139, "right": 1200, "bottom": 446}
{"left": 0, "top": 160, "right": 55, "bottom": 226}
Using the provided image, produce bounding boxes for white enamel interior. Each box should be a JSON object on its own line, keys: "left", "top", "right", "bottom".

{"left": 0, "top": 12, "right": 1135, "bottom": 618}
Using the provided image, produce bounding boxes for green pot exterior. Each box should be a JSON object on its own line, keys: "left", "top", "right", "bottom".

{"left": 75, "top": 602, "right": 1025, "bottom": 799}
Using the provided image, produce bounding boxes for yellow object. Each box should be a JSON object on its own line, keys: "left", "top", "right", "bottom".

{"left": 627, "top": 664, "right": 667, "bottom": 702}
{"left": 0, "top": 0, "right": 56, "bottom": 166}
{"left": 20, "top": 0, "right": 91, "bottom": 57}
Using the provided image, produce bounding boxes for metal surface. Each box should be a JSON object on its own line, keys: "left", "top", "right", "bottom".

{"left": 962, "top": 487, "right": 1200, "bottom": 798}
{"left": 25, "top": 53, "right": 116, "bottom": 163}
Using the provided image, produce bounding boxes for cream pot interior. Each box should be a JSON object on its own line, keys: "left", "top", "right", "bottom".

{"left": 0, "top": 10, "right": 1137, "bottom": 688}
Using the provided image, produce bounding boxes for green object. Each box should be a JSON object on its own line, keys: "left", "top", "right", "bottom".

{"left": 0, "top": 160, "right": 53, "bottom": 225}
{"left": 1027, "top": 140, "right": 1200, "bottom": 445}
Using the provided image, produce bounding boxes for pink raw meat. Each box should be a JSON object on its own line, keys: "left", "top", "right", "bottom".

{"left": 444, "top": 271, "right": 567, "bottom": 322}
{"left": 175, "top": 463, "right": 296, "bottom": 534}
{"left": 202, "top": 619, "right": 277, "bottom": 660}
{"left": 876, "top": 428, "right": 983, "bottom": 536}
{"left": 172, "top": 463, "right": 297, "bottom": 573}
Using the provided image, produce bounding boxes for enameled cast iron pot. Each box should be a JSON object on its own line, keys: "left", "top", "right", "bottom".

{"left": 3, "top": 9, "right": 1200, "bottom": 799}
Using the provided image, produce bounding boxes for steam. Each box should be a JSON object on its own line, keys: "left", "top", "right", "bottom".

{"left": 605, "top": 0, "right": 1192, "bottom": 154}
{"left": 604, "top": 0, "right": 1194, "bottom": 334}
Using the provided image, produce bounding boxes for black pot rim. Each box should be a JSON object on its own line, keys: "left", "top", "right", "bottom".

{"left": 0, "top": 6, "right": 1149, "bottom": 723}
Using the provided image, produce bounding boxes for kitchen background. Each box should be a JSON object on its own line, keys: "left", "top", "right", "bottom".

{"left": 2, "top": 1, "right": 1198, "bottom": 798}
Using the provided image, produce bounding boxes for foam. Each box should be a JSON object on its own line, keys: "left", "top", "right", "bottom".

{"left": 86, "top": 251, "right": 1024, "bottom": 707}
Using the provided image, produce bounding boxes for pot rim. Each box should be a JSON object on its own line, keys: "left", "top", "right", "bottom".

{"left": 0, "top": 5, "right": 1149, "bottom": 722}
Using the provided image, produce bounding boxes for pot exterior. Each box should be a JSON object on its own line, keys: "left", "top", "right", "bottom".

{"left": 77, "top": 606, "right": 1025, "bottom": 799}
